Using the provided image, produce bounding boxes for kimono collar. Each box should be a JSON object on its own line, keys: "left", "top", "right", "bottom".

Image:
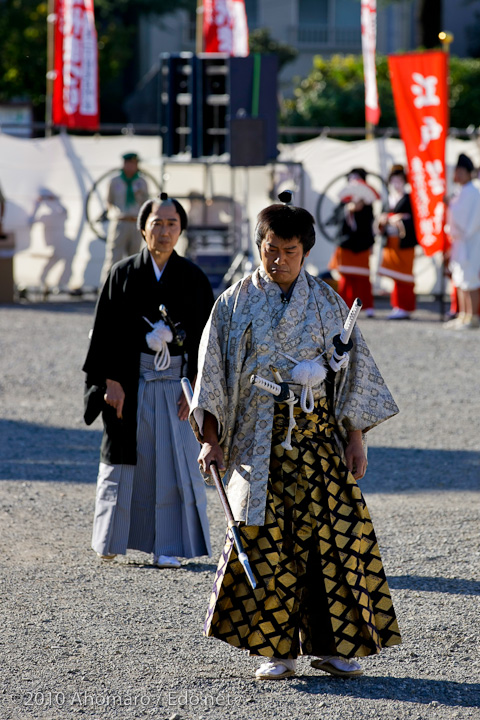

{"left": 257, "top": 265, "right": 308, "bottom": 302}
{"left": 250, "top": 266, "right": 311, "bottom": 348}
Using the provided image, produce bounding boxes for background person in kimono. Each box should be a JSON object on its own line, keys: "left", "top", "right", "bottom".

{"left": 328, "top": 168, "right": 377, "bottom": 317}
{"left": 99, "top": 152, "right": 149, "bottom": 286}
{"left": 377, "top": 165, "right": 419, "bottom": 320}
{"left": 190, "top": 201, "right": 401, "bottom": 680}
{"left": 444, "top": 153, "right": 480, "bottom": 330}
{"left": 83, "top": 193, "right": 214, "bottom": 568}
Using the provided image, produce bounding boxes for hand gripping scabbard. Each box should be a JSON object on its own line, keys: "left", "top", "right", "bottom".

{"left": 180, "top": 377, "right": 257, "bottom": 590}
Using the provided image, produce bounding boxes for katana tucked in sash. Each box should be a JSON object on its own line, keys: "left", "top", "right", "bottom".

{"left": 181, "top": 377, "right": 257, "bottom": 591}
{"left": 143, "top": 304, "right": 187, "bottom": 372}
{"left": 250, "top": 298, "right": 363, "bottom": 448}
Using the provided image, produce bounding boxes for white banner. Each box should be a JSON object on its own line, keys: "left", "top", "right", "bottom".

{"left": 204, "top": 0, "right": 249, "bottom": 56}
{"left": 361, "top": 0, "right": 380, "bottom": 126}
{"left": 53, "top": 0, "right": 99, "bottom": 129}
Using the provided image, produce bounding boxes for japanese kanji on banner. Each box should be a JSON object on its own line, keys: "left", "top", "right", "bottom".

{"left": 361, "top": 0, "right": 380, "bottom": 125}
{"left": 53, "top": 0, "right": 99, "bottom": 130}
{"left": 388, "top": 51, "right": 449, "bottom": 255}
{"left": 203, "top": 0, "right": 249, "bottom": 56}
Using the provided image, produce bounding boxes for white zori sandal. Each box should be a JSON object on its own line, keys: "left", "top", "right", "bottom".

{"left": 255, "top": 657, "right": 297, "bottom": 680}
{"left": 310, "top": 656, "right": 363, "bottom": 678}
{"left": 96, "top": 553, "right": 116, "bottom": 561}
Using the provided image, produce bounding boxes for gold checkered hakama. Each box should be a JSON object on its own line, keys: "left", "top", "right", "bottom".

{"left": 204, "top": 399, "right": 401, "bottom": 659}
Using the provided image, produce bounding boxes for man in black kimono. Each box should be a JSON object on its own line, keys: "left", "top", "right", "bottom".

{"left": 83, "top": 194, "right": 214, "bottom": 567}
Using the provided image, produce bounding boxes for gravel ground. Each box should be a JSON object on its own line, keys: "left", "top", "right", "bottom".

{"left": 0, "top": 297, "right": 479, "bottom": 720}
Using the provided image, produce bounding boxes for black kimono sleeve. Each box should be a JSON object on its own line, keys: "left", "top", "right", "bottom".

{"left": 396, "top": 194, "right": 418, "bottom": 249}
{"left": 82, "top": 265, "right": 137, "bottom": 427}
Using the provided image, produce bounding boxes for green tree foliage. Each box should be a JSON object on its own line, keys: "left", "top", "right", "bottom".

{"left": 0, "top": 1, "right": 49, "bottom": 109}
{"left": 448, "top": 56, "right": 480, "bottom": 125}
{"left": 94, "top": 0, "right": 194, "bottom": 122}
{"left": 248, "top": 28, "right": 298, "bottom": 71}
{"left": 0, "top": 0, "right": 194, "bottom": 122}
{"left": 281, "top": 53, "right": 480, "bottom": 134}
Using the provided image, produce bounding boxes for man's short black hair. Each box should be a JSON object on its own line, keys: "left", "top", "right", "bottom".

{"left": 388, "top": 164, "right": 407, "bottom": 184}
{"left": 137, "top": 193, "right": 188, "bottom": 233}
{"left": 456, "top": 153, "right": 475, "bottom": 174}
{"left": 254, "top": 204, "right": 316, "bottom": 253}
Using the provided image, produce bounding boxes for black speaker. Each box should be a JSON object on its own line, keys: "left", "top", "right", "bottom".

{"left": 230, "top": 117, "right": 266, "bottom": 167}
{"left": 159, "top": 52, "right": 197, "bottom": 157}
{"left": 196, "top": 55, "right": 229, "bottom": 157}
{"left": 159, "top": 53, "right": 278, "bottom": 164}
{"left": 228, "top": 55, "right": 278, "bottom": 165}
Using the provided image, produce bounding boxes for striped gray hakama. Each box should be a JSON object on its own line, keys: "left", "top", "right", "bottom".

{"left": 92, "top": 354, "right": 211, "bottom": 559}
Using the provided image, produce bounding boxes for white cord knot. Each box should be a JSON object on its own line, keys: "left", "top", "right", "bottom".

{"left": 329, "top": 352, "right": 349, "bottom": 373}
{"left": 281, "top": 394, "right": 298, "bottom": 451}
{"left": 290, "top": 359, "right": 327, "bottom": 413}
{"left": 144, "top": 318, "right": 173, "bottom": 371}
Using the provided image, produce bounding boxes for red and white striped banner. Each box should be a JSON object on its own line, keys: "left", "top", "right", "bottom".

{"left": 52, "top": 0, "right": 99, "bottom": 129}
{"left": 388, "top": 51, "right": 449, "bottom": 256}
{"left": 203, "top": 0, "right": 249, "bottom": 56}
{"left": 361, "top": 0, "right": 380, "bottom": 126}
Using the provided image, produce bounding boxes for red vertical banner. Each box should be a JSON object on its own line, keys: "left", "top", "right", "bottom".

{"left": 361, "top": 0, "right": 380, "bottom": 125}
{"left": 52, "top": 0, "right": 99, "bottom": 130}
{"left": 203, "top": 0, "right": 249, "bottom": 56}
{"left": 388, "top": 51, "right": 449, "bottom": 255}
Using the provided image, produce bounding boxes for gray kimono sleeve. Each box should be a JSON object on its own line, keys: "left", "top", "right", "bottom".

{"left": 189, "top": 299, "right": 230, "bottom": 446}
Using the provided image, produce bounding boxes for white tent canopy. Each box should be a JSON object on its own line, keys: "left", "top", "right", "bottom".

{"left": 1, "top": 132, "right": 478, "bottom": 293}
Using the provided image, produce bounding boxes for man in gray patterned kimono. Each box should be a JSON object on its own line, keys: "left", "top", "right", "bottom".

{"left": 190, "top": 201, "right": 401, "bottom": 680}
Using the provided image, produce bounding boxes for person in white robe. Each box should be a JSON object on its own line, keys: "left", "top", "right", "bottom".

{"left": 445, "top": 153, "right": 480, "bottom": 330}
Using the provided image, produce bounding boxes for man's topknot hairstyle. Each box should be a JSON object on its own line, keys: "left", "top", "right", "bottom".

{"left": 137, "top": 192, "right": 188, "bottom": 233}
{"left": 254, "top": 203, "right": 316, "bottom": 254}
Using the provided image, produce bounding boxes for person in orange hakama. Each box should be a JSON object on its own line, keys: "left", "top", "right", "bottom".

{"left": 328, "top": 169, "right": 377, "bottom": 316}
{"left": 376, "top": 165, "right": 419, "bottom": 320}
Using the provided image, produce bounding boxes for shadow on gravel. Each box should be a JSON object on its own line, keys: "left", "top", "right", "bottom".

{"left": 2, "top": 301, "right": 96, "bottom": 315}
{"left": 182, "top": 561, "right": 219, "bottom": 572}
{"left": 119, "top": 560, "right": 218, "bottom": 572}
{"left": 2, "top": 419, "right": 478, "bottom": 494}
{"left": 365, "top": 447, "right": 480, "bottom": 492}
{"left": 388, "top": 575, "right": 480, "bottom": 595}
{"left": 290, "top": 676, "right": 480, "bottom": 708}
{"left": 0, "top": 419, "right": 101, "bottom": 483}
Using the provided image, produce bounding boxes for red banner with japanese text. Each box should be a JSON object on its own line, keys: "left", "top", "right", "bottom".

{"left": 361, "top": 0, "right": 380, "bottom": 125}
{"left": 52, "top": 0, "right": 99, "bottom": 130}
{"left": 203, "top": 0, "right": 249, "bottom": 56}
{"left": 388, "top": 51, "right": 449, "bottom": 255}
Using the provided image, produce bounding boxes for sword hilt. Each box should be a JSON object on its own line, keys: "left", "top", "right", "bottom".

{"left": 332, "top": 297, "right": 362, "bottom": 358}
{"left": 329, "top": 297, "right": 363, "bottom": 372}
{"left": 159, "top": 303, "right": 186, "bottom": 347}
{"left": 250, "top": 374, "right": 292, "bottom": 402}
{"left": 180, "top": 377, "right": 193, "bottom": 405}
{"left": 339, "top": 297, "right": 362, "bottom": 345}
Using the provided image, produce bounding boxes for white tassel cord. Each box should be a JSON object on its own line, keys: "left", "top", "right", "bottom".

{"left": 280, "top": 352, "right": 327, "bottom": 414}
{"left": 143, "top": 317, "right": 173, "bottom": 371}
{"left": 281, "top": 393, "right": 298, "bottom": 451}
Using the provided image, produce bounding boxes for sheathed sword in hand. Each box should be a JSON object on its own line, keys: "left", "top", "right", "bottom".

{"left": 180, "top": 377, "right": 257, "bottom": 590}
